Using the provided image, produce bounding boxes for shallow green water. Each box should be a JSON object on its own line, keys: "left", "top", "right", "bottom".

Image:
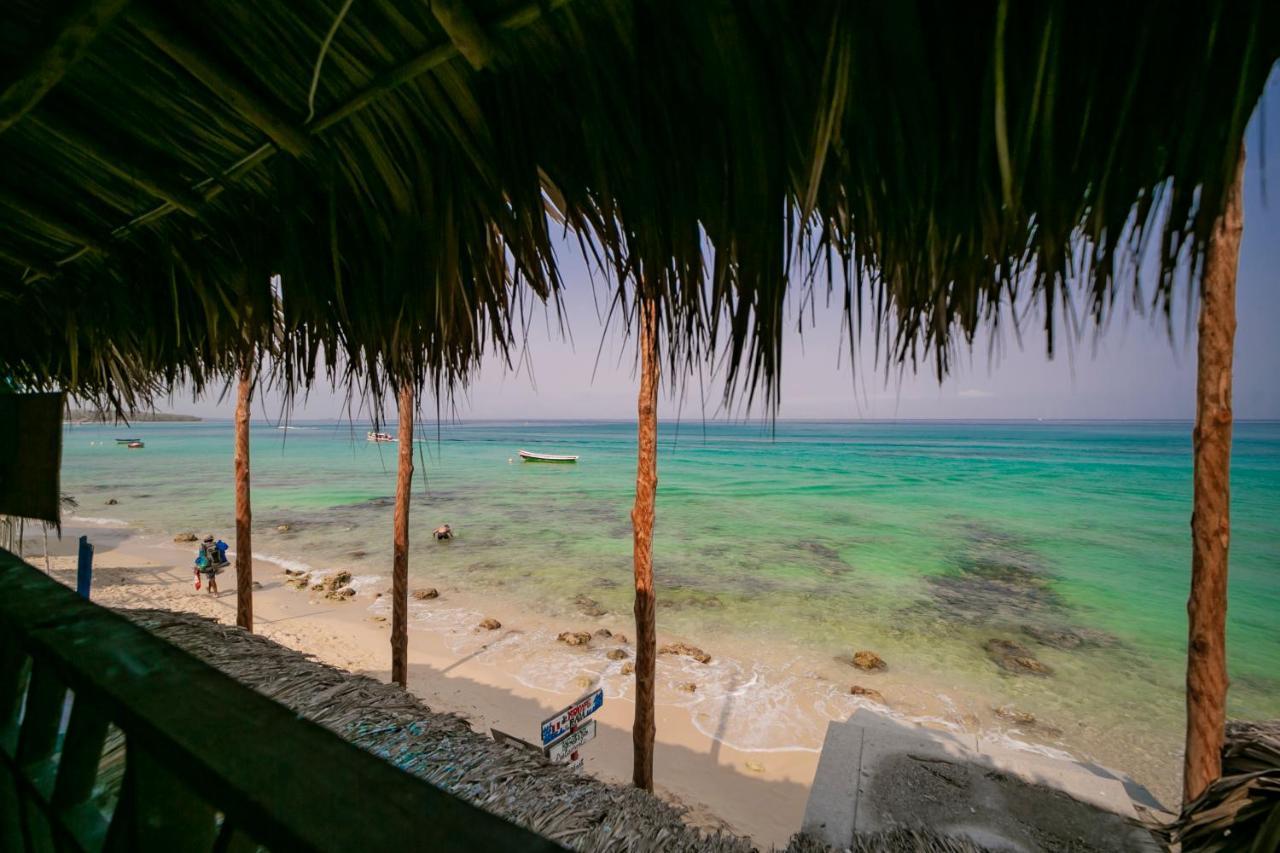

{"left": 58, "top": 419, "right": 1280, "bottom": 796}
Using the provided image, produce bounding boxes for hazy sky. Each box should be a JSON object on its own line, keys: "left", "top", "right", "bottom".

{"left": 177, "top": 73, "right": 1279, "bottom": 423}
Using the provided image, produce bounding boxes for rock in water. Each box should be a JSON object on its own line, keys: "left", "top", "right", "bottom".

{"left": 607, "top": 649, "right": 628, "bottom": 661}
{"left": 479, "top": 617, "right": 501, "bottom": 630}
{"left": 105, "top": 498, "right": 119, "bottom": 505}
{"left": 850, "top": 685, "right": 886, "bottom": 703}
{"left": 614, "top": 634, "right": 629, "bottom": 645}
{"left": 574, "top": 594, "right": 606, "bottom": 617}
{"left": 659, "top": 642, "right": 711, "bottom": 664}
{"left": 984, "top": 639, "right": 1053, "bottom": 676}
{"left": 320, "top": 571, "right": 355, "bottom": 601}
{"left": 852, "top": 650, "right": 887, "bottom": 672}
{"left": 676, "top": 682, "right": 697, "bottom": 693}
{"left": 558, "top": 631, "right": 592, "bottom": 647}
{"left": 412, "top": 587, "right": 439, "bottom": 600}
{"left": 574, "top": 676, "right": 595, "bottom": 690}
{"left": 1021, "top": 625, "right": 1084, "bottom": 650}
{"left": 621, "top": 662, "right": 635, "bottom": 675}
{"left": 594, "top": 628, "right": 613, "bottom": 638}
{"left": 173, "top": 532, "right": 198, "bottom": 542}
{"left": 251, "top": 581, "right": 263, "bottom": 590}
{"left": 276, "top": 524, "right": 291, "bottom": 533}
{"left": 993, "top": 704, "right": 1037, "bottom": 725}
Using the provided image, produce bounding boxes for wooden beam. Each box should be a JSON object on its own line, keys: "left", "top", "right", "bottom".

{"left": 127, "top": 6, "right": 311, "bottom": 157}
{"left": 429, "top": 0, "right": 497, "bottom": 70}
{"left": 0, "top": 186, "right": 106, "bottom": 253}
{"left": 30, "top": 115, "right": 204, "bottom": 217}
{"left": 630, "top": 292, "right": 659, "bottom": 792}
{"left": 1183, "top": 145, "right": 1245, "bottom": 806}
{"left": 391, "top": 384, "right": 415, "bottom": 688}
{"left": 0, "top": 0, "right": 133, "bottom": 135}
{"left": 235, "top": 357, "right": 254, "bottom": 632}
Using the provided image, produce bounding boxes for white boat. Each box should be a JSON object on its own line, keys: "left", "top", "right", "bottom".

{"left": 367, "top": 431, "right": 396, "bottom": 443}
{"left": 518, "top": 449, "right": 579, "bottom": 463}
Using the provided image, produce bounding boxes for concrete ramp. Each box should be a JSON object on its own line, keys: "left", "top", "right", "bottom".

{"left": 802, "top": 710, "right": 1158, "bottom": 851}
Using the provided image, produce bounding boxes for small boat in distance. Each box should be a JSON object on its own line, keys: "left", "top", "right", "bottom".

{"left": 518, "top": 449, "right": 579, "bottom": 463}
{"left": 115, "top": 437, "right": 140, "bottom": 444}
{"left": 367, "top": 431, "right": 396, "bottom": 443}
{"left": 126, "top": 441, "right": 144, "bottom": 449}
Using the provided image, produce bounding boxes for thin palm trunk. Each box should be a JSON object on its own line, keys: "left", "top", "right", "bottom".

{"left": 1184, "top": 145, "right": 1245, "bottom": 805}
{"left": 392, "top": 383, "right": 415, "bottom": 688}
{"left": 234, "top": 358, "right": 254, "bottom": 631}
{"left": 631, "top": 294, "right": 659, "bottom": 791}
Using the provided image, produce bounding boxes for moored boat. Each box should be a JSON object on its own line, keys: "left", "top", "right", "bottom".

{"left": 115, "top": 437, "right": 140, "bottom": 444}
{"left": 367, "top": 431, "right": 396, "bottom": 443}
{"left": 126, "top": 441, "right": 144, "bottom": 449}
{"left": 518, "top": 449, "right": 579, "bottom": 463}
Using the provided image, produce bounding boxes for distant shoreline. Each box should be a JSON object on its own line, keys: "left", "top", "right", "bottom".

{"left": 64, "top": 411, "right": 202, "bottom": 423}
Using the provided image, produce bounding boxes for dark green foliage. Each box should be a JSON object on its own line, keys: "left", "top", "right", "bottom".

{"left": 0, "top": 0, "right": 1275, "bottom": 410}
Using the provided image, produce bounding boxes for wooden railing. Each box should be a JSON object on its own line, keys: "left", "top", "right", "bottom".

{"left": 0, "top": 548, "right": 563, "bottom": 852}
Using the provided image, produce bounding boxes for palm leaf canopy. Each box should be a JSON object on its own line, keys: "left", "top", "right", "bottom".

{"left": 0, "top": 0, "right": 1275, "bottom": 409}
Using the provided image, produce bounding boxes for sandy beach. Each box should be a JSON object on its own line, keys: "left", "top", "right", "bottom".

{"left": 33, "top": 522, "right": 820, "bottom": 848}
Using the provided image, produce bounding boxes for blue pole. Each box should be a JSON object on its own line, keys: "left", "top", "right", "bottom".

{"left": 76, "top": 535, "right": 93, "bottom": 599}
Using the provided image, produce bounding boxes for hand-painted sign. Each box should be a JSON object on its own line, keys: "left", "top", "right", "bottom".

{"left": 540, "top": 687, "right": 604, "bottom": 745}
{"left": 545, "top": 719, "right": 598, "bottom": 763}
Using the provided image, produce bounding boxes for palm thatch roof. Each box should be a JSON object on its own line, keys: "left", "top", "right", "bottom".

{"left": 0, "top": 1, "right": 1276, "bottom": 407}
{"left": 120, "top": 607, "right": 991, "bottom": 852}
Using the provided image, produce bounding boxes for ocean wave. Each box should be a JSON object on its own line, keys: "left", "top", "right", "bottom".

{"left": 68, "top": 515, "right": 130, "bottom": 528}
{"left": 252, "top": 553, "right": 315, "bottom": 575}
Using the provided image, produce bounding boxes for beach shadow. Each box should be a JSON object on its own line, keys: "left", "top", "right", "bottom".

{"left": 708, "top": 670, "right": 739, "bottom": 766}
{"left": 358, "top": 661, "right": 814, "bottom": 846}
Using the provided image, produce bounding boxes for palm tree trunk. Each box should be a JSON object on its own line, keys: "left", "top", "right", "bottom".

{"left": 392, "top": 383, "right": 415, "bottom": 688}
{"left": 631, "top": 293, "right": 659, "bottom": 791}
{"left": 1184, "top": 145, "right": 1245, "bottom": 805}
{"left": 234, "top": 358, "right": 254, "bottom": 632}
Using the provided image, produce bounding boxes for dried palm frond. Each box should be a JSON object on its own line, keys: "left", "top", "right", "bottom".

{"left": 1160, "top": 721, "right": 1280, "bottom": 852}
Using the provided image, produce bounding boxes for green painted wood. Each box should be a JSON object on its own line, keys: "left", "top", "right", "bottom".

{"left": 0, "top": 639, "right": 27, "bottom": 750}
{"left": 51, "top": 696, "right": 109, "bottom": 811}
{"left": 16, "top": 663, "right": 64, "bottom": 766}
{"left": 0, "top": 548, "right": 566, "bottom": 852}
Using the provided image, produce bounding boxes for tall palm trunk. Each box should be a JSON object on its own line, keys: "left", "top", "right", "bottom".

{"left": 1184, "top": 145, "right": 1245, "bottom": 805}
{"left": 631, "top": 294, "right": 659, "bottom": 791}
{"left": 392, "top": 383, "right": 415, "bottom": 688}
{"left": 234, "top": 358, "right": 254, "bottom": 632}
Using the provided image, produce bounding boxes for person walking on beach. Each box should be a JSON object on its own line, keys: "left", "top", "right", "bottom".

{"left": 194, "top": 535, "right": 222, "bottom": 595}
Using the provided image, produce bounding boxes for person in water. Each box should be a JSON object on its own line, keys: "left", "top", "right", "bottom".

{"left": 194, "top": 535, "right": 224, "bottom": 595}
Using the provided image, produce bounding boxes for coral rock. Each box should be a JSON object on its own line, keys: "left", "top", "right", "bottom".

{"left": 659, "top": 642, "right": 711, "bottom": 664}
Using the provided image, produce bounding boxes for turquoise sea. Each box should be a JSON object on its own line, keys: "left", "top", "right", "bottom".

{"left": 58, "top": 419, "right": 1280, "bottom": 802}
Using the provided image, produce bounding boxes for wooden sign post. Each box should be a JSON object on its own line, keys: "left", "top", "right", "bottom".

{"left": 540, "top": 687, "right": 603, "bottom": 771}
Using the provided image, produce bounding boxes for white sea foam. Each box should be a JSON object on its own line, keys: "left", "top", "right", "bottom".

{"left": 67, "top": 515, "right": 129, "bottom": 528}
{"left": 252, "top": 553, "right": 315, "bottom": 575}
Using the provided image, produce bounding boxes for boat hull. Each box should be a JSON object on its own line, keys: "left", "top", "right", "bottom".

{"left": 518, "top": 449, "right": 579, "bottom": 463}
